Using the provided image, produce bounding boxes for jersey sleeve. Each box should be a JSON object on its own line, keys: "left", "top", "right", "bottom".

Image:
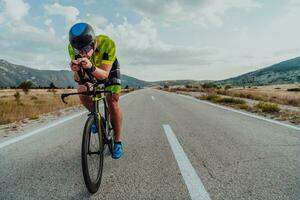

{"left": 68, "top": 44, "right": 75, "bottom": 60}
{"left": 102, "top": 38, "right": 116, "bottom": 66}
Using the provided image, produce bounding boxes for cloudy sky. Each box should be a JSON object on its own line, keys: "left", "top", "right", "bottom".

{"left": 0, "top": 0, "right": 300, "bottom": 81}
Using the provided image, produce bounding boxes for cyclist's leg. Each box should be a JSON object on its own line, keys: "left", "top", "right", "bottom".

{"left": 105, "top": 85, "right": 122, "bottom": 142}
{"left": 77, "top": 82, "right": 93, "bottom": 112}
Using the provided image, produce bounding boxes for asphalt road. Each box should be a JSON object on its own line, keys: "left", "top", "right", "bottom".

{"left": 0, "top": 88, "right": 300, "bottom": 200}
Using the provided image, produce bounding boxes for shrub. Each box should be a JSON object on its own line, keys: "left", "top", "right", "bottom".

{"left": 216, "top": 89, "right": 226, "bottom": 95}
{"left": 29, "top": 116, "right": 39, "bottom": 120}
{"left": 238, "top": 104, "right": 250, "bottom": 110}
{"left": 18, "top": 80, "right": 32, "bottom": 94}
{"left": 206, "top": 94, "right": 221, "bottom": 102}
{"left": 255, "top": 102, "right": 280, "bottom": 113}
{"left": 202, "top": 83, "right": 218, "bottom": 89}
{"left": 47, "top": 88, "right": 57, "bottom": 94}
{"left": 185, "top": 84, "right": 193, "bottom": 88}
{"left": 287, "top": 99, "right": 300, "bottom": 107}
{"left": 217, "top": 97, "right": 246, "bottom": 105}
{"left": 246, "top": 94, "right": 253, "bottom": 99}
{"left": 287, "top": 87, "right": 300, "bottom": 92}
{"left": 49, "top": 82, "right": 57, "bottom": 89}
{"left": 14, "top": 91, "right": 21, "bottom": 102}
{"left": 224, "top": 85, "right": 232, "bottom": 90}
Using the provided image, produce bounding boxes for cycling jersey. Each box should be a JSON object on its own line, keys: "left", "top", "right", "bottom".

{"left": 68, "top": 34, "right": 121, "bottom": 92}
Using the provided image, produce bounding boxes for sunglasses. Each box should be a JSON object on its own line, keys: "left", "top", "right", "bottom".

{"left": 74, "top": 44, "right": 94, "bottom": 55}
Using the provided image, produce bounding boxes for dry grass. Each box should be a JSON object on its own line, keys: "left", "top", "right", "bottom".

{"left": 159, "top": 84, "right": 300, "bottom": 107}
{"left": 224, "top": 84, "right": 300, "bottom": 107}
{"left": 0, "top": 88, "right": 134, "bottom": 125}
{"left": 160, "top": 84, "right": 300, "bottom": 124}
{"left": 0, "top": 89, "right": 81, "bottom": 125}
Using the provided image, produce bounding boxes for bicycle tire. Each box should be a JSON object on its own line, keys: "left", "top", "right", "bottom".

{"left": 81, "top": 115, "right": 104, "bottom": 193}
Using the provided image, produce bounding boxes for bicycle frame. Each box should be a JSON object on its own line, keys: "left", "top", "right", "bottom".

{"left": 61, "top": 83, "right": 112, "bottom": 138}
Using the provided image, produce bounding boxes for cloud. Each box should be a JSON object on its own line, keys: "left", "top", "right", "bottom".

{"left": 90, "top": 17, "right": 227, "bottom": 80}
{"left": 105, "top": 18, "right": 166, "bottom": 50}
{"left": 44, "top": 3, "right": 80, "bottom": 27}
{"left": 84, "top": 14, "right": 108, "bottom": 29}
{"left": 83, "top": 0, "right": 96, "bottom": 5}
{"left": 0, "top": 0, "right": 58, "bottom": 46}
{"left": 2, "top": 0, "right": 30, "bottom": 21}
{"left": 0, "top": 0, "right": 68, "bottom": 69}
{"left": 123, "top": 0, "right": 262, "bottom": 26}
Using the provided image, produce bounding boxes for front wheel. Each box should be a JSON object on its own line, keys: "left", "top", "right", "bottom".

{"left": 81, "top": 115, "right": 104, "bottom": 193}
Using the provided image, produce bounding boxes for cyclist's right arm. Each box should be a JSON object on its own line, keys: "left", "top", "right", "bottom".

{"left": 68, "top": 44, "right": 82, "bottom": 84}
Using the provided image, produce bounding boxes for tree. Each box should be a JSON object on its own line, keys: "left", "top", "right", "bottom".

{"left": 185, "top": 84, "right": 193, "bottom": 88}
{"left": 49, "top": 82, "right": 56, "bottom": 89}
{"left": 224, "top": 85, "right": 232, "bottom": 90}
{"left": 18, "top": 80, "right": 32, "bottom": 94}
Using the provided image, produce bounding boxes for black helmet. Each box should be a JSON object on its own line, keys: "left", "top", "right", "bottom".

{"left": 69, "top": 22, "right": 95, "bottom": 50}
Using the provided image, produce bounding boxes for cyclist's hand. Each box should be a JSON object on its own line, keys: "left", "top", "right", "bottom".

{"left": 70, "top": 60, "right": 81, "bottom": 72}
{"left": 79, "top": 58, "right": 92, "bottom": 69}
{"left": 74, "top": 72, "right": 81, "bottom": 82}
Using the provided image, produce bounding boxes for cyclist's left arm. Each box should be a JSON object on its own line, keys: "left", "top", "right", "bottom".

{"left": 90, "top": 64, "right": 110, "bottom": 80}
{"left": 92, "top": 39, "right": 116, "bottom": 80}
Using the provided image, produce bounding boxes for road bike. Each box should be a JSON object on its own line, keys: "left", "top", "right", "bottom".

{"left": 61, "top": 69, "right": 114, "bottom": 193}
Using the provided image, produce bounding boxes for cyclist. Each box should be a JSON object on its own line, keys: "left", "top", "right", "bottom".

{"left": 68, "top": 22, "right": 123, "bottom": 159}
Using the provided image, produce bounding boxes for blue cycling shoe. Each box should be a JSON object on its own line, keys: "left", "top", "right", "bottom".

{"left": 91, "top": 123, "right": 97, "bottom": 134}
{"left": 112, "top": 143, "right": 123, "bottom": 159}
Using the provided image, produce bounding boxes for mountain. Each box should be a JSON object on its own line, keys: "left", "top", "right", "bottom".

{"left": 0, "top": 59, "right": 149, "bottom": 88}
{"left": 121, "top": 74, "right": 149, "bottom": 88}
{"left": 0, "top": 59, "right": 75, "bottom": 87}
{"left": 150, "top": 80, "right": 211, "bottom": 86}
{"left": 2, "top": 55, "right": 299, "bottom": 88}
{"left": 215, "top": 57, "right": 300, "bottom": 86}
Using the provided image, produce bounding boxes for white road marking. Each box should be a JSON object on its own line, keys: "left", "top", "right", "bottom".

{"left": 170, "top": 91, "right": 300, "bottom": 132}
{"left": 163, "top": 124, "right": 211, "bottom": 200}
{"left": 0, "top": 91, "right": 136, "bottom": 149}
{"left": 151, "top": 96, "right": 155, "bottom": 100}
{"left": 0, "top": 111, "right": 87, "bottom": 149}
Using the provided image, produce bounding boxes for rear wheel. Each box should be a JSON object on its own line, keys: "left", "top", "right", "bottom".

{"left": 81, "top": 115, "right": 104, "bottom": 193}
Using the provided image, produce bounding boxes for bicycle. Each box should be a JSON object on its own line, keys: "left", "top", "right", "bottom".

{"left": 61, "top": 68, "right": 114, "bottom": 193}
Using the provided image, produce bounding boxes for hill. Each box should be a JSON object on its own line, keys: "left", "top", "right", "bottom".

{"left": 0, "top": 59, "right": 149, "bottom": 88}
{"left": 215, "top": 57, "right": 300, "bottom": 86}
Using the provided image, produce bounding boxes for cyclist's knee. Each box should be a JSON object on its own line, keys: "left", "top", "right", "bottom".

{"left": 78, "top": 83, "right": 93, "bottom": 92}
{"left": 77, "top": 84, "right": 87, "bottom": 92}
{"left": 77, "top": 84, "right": 91, "bottom": 103}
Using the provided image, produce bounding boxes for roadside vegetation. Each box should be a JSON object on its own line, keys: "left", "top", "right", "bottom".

{"left": 255, "top": 102, "right": 280, "bottom": 113}
{"left": 159, "top": 83, "right": 300, "bottom": 125}
{"left": 0, "top": 83, "right": 135, "bottom": 125}
{"left": 0, "top": 89, "right": 81, "bottom": 125}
